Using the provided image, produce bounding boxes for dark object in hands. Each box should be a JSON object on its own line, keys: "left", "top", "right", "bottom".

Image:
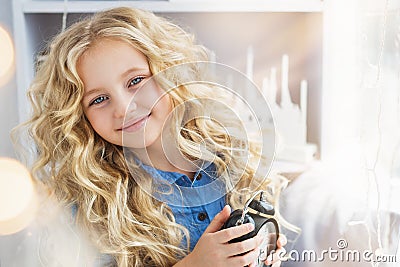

{"left": 221, "top": 190, "right": 279, "bottom": 267}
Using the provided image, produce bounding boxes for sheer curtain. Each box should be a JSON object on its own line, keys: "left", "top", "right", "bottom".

{"left": 282, "top": 0, "right": 400, "bottom": 266}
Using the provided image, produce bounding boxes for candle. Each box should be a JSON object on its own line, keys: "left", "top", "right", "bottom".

{"left": 226, "top": 74, "right": 236, "bottom": 105}
{"left": 246, "top": 46, "right": 254, "bottom": 81}
{"left": 209, "top": 50, "right": 216, "bottom": 63}
{"left": 209, "top": 50, "right": 217, "bottom": 78}
{"left": 262, "top": 76, "right": 269, "bottom": 100}
{"left": 280, "top": 54, "right": 292, "bottom": 108}
{"left": 300, "top": 80, "right": 308, "bottom": 124}
{"left": 300, "top": 80, "right": 308, "bottom": 144}
{"left": 269, "top": 67, "right": 277, "bottom": 106}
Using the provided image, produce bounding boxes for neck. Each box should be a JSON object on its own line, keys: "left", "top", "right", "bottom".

{"left": 132, "top": 133, "right": 197, "bottom": 179}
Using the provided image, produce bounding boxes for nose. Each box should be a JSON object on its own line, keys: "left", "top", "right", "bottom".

{"left": 113, "top": 90, "right": 137, "bottom": 119}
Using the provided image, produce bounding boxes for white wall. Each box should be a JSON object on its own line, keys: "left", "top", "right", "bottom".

{"left": 0, "top": 0, "right": 18, "bottom": 158}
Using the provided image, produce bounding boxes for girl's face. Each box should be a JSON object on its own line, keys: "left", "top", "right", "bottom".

{"left": 78, "top": 39, "right": 173, "bottom": 150}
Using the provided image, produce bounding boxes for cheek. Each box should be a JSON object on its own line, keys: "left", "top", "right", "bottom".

{"left": 160, "top": 92, "right": 172, "bottom": 109}
{"left": 90, "top": 119, "right": 103, "bottom": 134}
{"left": 155, "top": 85, "right": 172, "bottom": 109}
{"left": 140, "top": 82, "right": 170, "bottom": 109}
{"left": 85, "top": 111, "right": 107, "bottom": 134}
{"left": 154, "top": 94, "right": 173, "bottom": 120}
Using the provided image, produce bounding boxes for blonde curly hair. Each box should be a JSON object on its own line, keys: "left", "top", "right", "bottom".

{"left": 13, "top": 7, "right": 295, "bottom": 266}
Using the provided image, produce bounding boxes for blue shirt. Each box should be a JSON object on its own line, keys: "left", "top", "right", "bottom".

{"left": 140, "top": 162, "right": 226, "bottom": 251}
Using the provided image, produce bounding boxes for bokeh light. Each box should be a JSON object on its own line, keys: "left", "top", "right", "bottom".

{"left": 0, "top": 157, "right": 37, "bottom": 235}
{"left": 0, "top": 25, "right": 15, "bottom": 87}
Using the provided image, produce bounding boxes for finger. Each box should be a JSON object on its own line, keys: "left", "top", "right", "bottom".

{"left": 265, "top": 254, "right": 273, "bottom": 266}
{"left": 216, "top": 223, "right": 255, "bottom": 243}
{"left": 230, "top": 248, "right": 259, "bottom": 267}
{"left": 277, "top": 234, "right": 287, "bottom": 247}
{"left": 226, "top": 235, "right": 263, "bottom": 256}
{"left": 203, "top": 205, "right": 231, "bottom": 234}
{"left": 265, "top": 247, "right": 286, "bottom": 265}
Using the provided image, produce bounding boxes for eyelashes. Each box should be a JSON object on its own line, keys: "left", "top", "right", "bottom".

{"left": 89, "top": 95, "right": 109, "bottom": 106}
{"left": 88, "top": 75, "right": 147, "bottom": 107}
{"left": 128, "top": 76, "right": 145, "bottom": 87}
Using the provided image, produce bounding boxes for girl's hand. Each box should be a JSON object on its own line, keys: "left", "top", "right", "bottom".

{"left": 264, "top": 234, "right": 287, "bottom": 267}
{"left": 178, "top": 205, "right": 264, "bottom": 267}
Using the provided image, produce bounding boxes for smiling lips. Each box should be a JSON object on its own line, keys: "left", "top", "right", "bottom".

{"left": 119, "top": 114, "right": 150, "bottom": 132}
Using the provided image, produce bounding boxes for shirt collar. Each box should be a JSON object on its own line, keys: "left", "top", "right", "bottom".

{"left": 138, "top": 161, "right": 216, "bottom": 185}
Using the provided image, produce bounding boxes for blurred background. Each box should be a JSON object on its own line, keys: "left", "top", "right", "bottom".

{"left": 1, "top": 0, "right": 399, "bottom": 266}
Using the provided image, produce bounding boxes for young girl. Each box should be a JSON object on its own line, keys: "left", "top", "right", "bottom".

{"left": 17, "top": 7, "right": 290, "bottom": 266}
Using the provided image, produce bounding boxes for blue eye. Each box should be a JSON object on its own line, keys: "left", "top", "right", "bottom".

{"left": 89, "top": 95, "right": 108, "bottom": 106}
{"left": 129, "top": 76, "right": 145, "bottom": 87}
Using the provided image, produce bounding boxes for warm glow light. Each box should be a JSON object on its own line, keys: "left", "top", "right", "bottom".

{"left": 0, "top": 158, "right": 37, "bottom": 235}
{"left": 0, "top": 25, "right": 15, "bottom": 87}
{"left": 321, "top": 0, "right": 358, "bottom": 161}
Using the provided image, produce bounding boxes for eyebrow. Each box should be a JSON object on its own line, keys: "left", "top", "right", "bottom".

{"left": 83, "top": 88, "right": 103, "bottom": 99}
{"left": 120, "top": 66, "right": 148, "bottom": 80}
